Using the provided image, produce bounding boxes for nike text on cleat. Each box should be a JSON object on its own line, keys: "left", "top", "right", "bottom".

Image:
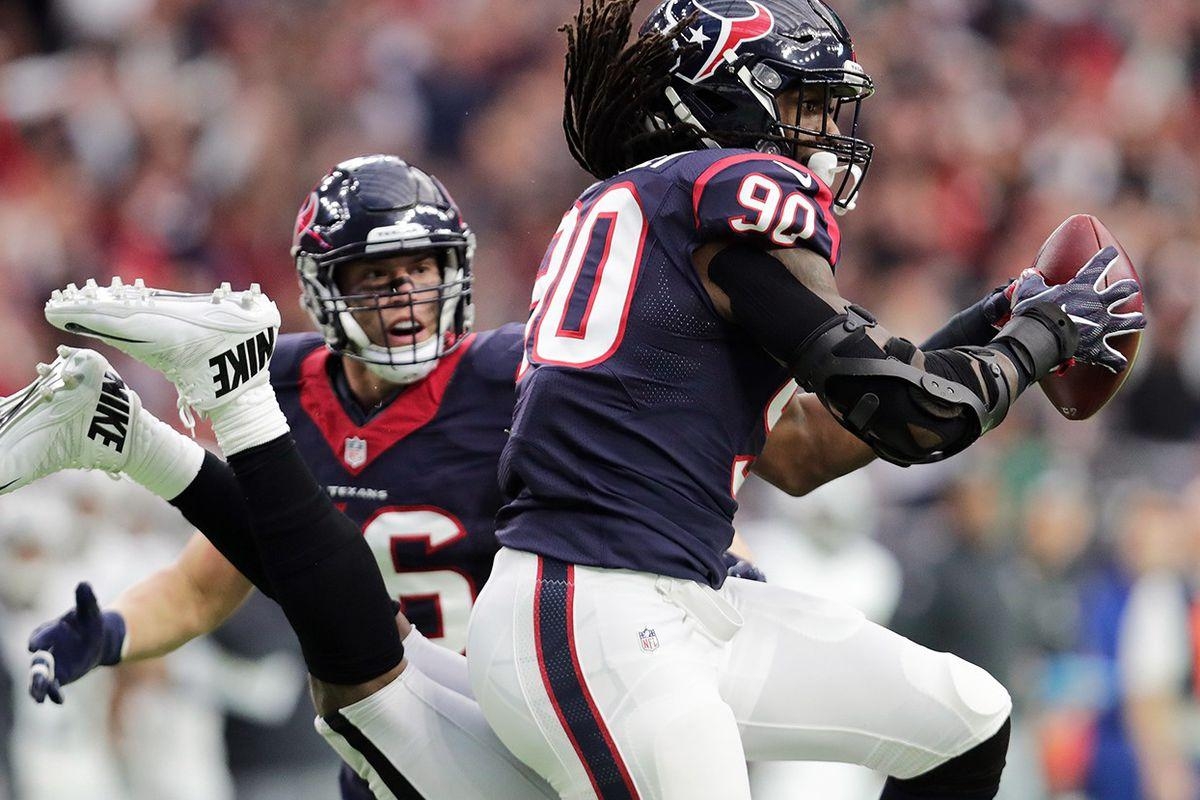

{"left": 210, "top": 328, "right": 277, "bottom": 399}
{"left": 0, "top": 347, "right": 141, "bottom": 495}
{"left": 44, "top": 279, "right": 281, "bottom": 432}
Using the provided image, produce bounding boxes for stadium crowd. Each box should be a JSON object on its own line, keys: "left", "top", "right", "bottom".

{"left": 0, "top": 0, "right": 1198, "bottom": 798}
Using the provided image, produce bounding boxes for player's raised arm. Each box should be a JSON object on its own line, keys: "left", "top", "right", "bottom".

{"left": 754, "top": 283, "right": 1015, "bottom": 494}
{"left": 697, "top": 240, "right": 1132, "bottom": 466}
{"left": 682, "top": 80, "right": 1142, "bottom": 468}
{"left": 684, "top": 130, "right": 1059, "bottom": 467}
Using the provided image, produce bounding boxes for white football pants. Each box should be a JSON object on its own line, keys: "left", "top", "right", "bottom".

{"left": 468, "top": 547, "right": 1012, "bottom": 800}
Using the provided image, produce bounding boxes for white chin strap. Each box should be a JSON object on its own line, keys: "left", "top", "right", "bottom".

{"left": 362, "top": 348, "right": 439, "bottom": 384}
{"left": 340, "top": 310, "right": 443, "bottom": 385}
{"left": 806, "top": 151, "right": 863, "bottom": 216}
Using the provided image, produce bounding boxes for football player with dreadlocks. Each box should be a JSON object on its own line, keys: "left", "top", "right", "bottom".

{"left": 4, "top": 145, "right": 1028, "bottom": 800}
{"left": 464, "top": 1, "right": 1144, "bottom": 799}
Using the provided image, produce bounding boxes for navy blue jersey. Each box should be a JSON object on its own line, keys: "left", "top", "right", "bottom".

{"left": 271, "top": 325, "right": 523, "bottom": 652}
{"left": 497, "top": 149, "right": 839, "bottom": 587}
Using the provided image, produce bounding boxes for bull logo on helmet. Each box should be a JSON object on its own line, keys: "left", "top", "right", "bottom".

{"left": 673, "top": 1, "right": 776, "bottom": 84}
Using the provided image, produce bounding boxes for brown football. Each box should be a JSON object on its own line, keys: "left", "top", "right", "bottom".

{"left": 1032, "top": 214, "right": 1144, "bottom": 420}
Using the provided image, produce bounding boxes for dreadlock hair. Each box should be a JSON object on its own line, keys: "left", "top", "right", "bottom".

{"left": 562, "top": 0, "right": 703, "bottom": 179}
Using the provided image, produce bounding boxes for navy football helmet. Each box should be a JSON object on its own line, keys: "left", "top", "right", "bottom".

{"left": 293, "top": 155, "right": 475, "bottom": 384}
{"left": 641, "top": 0, "right": 874, "bottom": 211}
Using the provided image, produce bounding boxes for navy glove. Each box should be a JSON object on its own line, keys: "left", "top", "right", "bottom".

{"left": 722, "top": 551, "right": 766, "bottom": 583}
{"left": 1010, "top": 246, "right": 1145, "bottom": 374}
{"left": 28, "top": 582, "right": 126, "bottom": 704}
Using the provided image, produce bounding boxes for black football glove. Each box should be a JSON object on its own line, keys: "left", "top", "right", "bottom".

{"left": 27, "top": 582, "right": 126, "bottom": 704}
{"left": 1010, "top": 246, "right": 1145, "bottom": 373}
{"left": 982, "top": 281, "right": 1016, "bottom": 329}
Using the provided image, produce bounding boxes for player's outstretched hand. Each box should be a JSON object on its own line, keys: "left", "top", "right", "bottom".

{"left": 722, "top": 551, "right": 767, "bottom": 583}
{"left": 1010, "top": 246, "right": 1145, "bottom": 373}
{"left": 27, "top": 582, "right": 125, "bottom": 704}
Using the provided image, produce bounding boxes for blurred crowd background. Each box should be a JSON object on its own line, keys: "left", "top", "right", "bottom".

{"left": 0, "top": 0, "right": 1198, "bottom": 798}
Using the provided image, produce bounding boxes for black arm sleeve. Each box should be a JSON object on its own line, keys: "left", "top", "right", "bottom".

{"left": 707, "top": 244, "right": 1076, "bottom": 465}
{"left": 707, "top": 243, "right": 842, "bottom": 363}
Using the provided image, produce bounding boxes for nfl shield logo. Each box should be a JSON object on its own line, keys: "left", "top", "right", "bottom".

{"left": 638, "top": 628, "right": 659, "bottom": 653}
{"left": 344, "top": 437, "right": 368, "bottom": 469}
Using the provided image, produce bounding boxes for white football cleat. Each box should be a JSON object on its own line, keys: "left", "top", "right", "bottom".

{"left": 0, "top": 346, "right": 141, "bottom": 495}
{"left": 45, "top": 278, "right": 280, "bottom": 432}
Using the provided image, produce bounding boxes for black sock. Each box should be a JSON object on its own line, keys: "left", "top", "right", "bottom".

{"left": 226, "top": 435, "right": 403, "bottom": 685}
{"left": 169, "top": 451, "right": 272, "bottom": 597}
{"left": 880, "top": 718, "right": 1010, "bottom": 800}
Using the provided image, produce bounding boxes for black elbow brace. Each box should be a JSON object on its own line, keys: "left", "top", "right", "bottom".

{"left": 789, "top": 304, "right": 1076, "bottom": 465}
{"left": 789, "top": 308, "right": 997, "bottom": 466}
{"left": 707, "top": 245, "right": 1074, "bottom": 466}
{"left": 709, "top": 244, "right": 991, "bottom": 465}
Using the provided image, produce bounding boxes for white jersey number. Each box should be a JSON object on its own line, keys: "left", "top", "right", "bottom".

{"left": 362, "top": 506, "right": 474, "bottom": 653}
{"left": 522, "top": 182, "right": 647, "bottom": 374}
{"left": 730, "top": 173, "right": 818, "bottom": 247}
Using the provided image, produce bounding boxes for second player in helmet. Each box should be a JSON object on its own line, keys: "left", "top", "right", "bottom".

{"left": 293, "top": 154, "right": 475, "bottom": 387}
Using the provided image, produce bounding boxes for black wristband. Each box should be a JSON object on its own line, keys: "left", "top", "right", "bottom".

{"left": 989, "top": 302, "right": 1078, "bottom": 390}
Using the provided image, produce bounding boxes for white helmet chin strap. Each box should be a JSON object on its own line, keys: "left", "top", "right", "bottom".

{"left": 339, "top": 311, "right": 443, "bottom": 385}
{"left": 363, "top": 354, "right": 439, "bottom": 385}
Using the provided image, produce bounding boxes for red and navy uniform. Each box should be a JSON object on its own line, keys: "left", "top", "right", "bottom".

{"left": 271, "top": 324, "right": 523, "bottom": 653}
{"left": 497, "top": 149, "right": 838, "bottom": 588}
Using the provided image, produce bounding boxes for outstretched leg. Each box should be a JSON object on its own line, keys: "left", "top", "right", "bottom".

{"left": 44, "top": 280, "right": 402, "bottom": 695}
{"left": 40, "top": 281, "right": 556, "bottom": 799}
{"left": 0, "top": 345, "right": 269, "bottom": 590}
